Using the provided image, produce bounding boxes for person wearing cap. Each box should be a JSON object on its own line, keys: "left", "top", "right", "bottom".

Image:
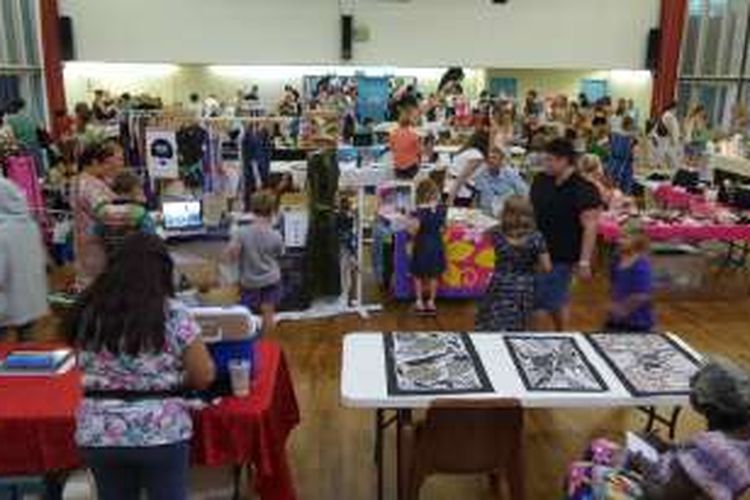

{"left": 531, "top": 137, "right": 603, "bottom": 331}
{"left": 565, "top": 358, "right": 750, "bottom": 499}
{"left": 605, "top": 219, "right": 654, "bottom": 332}
{"left": 640, "top": 358, "right": 750, "bottom": 498}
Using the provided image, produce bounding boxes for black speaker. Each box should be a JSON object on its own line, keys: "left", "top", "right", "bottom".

{"left": 341, "top": 15, "right": 353, "bottom": 61}
{"left": 492, "top": 0, "right": 508, "bottom": 3}
{"left": 646, "top": 28, "right": 660, "bottom": 71}
{"left": 59, "top": 16, "right": 76, "bottom": 61}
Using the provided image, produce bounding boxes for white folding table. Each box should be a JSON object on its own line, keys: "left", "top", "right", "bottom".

{"left": 340, "top": 331, "right": 703, "bottom": 500}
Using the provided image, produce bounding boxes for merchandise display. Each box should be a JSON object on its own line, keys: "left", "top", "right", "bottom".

{"left": 598, "top": 209, "right": 750, "bottom": 243}
{"left": 504, "top": 335, "right": 608, "bottom": 393}
{"left": 383, "top": 332, "right": 493, "bottom": 395}
{"left": 587, "top": 333, "right": 701, "bottom": 396}
{"left": 12, "top": 0, "right": 750, "bottom": 497}
{"left": 385, "top": 207, "right": 497, "bottom": 299}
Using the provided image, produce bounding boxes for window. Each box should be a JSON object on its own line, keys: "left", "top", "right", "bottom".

{"left": 0, "top": 0, "right": 46, "bottom": 124}
{"left": 678, "top": 0, "right": 750, "bottom": 128}
{"left": 581, "top": 79, "right": 609, "bottom": 103}
{"left": 489, "top": 77, "right": 518, "bottom": 99}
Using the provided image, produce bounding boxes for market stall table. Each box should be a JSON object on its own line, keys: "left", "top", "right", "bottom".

{"left": 382, "top": 208, "right": 497, "bottom": 300}
{"left": 598, "top": 212, "right": 750, "bottom": 244}
{"left": 341, "top": 331, "right": 702, "bottom": 500}
{"left": 0, "top": 340, "right": 300, "bottom": 500}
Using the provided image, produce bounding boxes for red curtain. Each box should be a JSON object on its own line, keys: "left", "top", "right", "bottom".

{"left": 39, "top": 0, "right": 66, "bottom": 139}
{"left": 651, "top": 0, "right": 688, "bottom": 118}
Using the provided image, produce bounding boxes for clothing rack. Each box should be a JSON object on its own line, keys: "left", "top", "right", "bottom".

{"left": 122, "top": 112, "right": 290, "bottom": 195}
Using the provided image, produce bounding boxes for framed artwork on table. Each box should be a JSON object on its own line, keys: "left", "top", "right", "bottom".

{"left": 586, "top": 333, "right": 701, "bottom": 397}
{"left": 504, "top": 335, "right": 608, "bottom": 393}
{"left": 383, "top": 332, "right": 493, "bottom": 396}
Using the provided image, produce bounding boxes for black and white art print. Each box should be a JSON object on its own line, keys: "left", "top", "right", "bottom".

{"left": 504, "top": 336, "right": 608, "bottom": 393}
{"left": 383, "top": 332, "right": 493, "bottom": 396}
{"left": 587, "top": 333, "right": 701, "bottom": 396}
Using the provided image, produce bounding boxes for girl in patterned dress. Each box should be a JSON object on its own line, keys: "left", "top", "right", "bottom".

{"left": 476, "top": 196, "right": 551, "bottom": 331}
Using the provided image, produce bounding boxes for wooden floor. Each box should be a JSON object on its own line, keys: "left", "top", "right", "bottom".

{"left": 38, "top": 267, "right": 750, "bottom": 499}
{"left": 271, "top": 276, "right": 750, "bottom": 500}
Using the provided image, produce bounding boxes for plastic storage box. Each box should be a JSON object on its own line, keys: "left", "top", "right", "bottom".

{"left": 189, "top": 306, "right": 260, "bottom": 396}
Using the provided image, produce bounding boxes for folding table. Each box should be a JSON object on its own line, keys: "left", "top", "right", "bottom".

{"left": 340, "top": 331, "right": 702, "bottom": 500}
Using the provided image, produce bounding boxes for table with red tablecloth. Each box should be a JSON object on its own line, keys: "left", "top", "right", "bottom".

{"left": 0, "top": 340, "right": 300, "bottom": 500}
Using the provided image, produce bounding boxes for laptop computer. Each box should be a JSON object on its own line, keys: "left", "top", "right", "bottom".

{"left": 163, "top": 199, "right": 205, "bottom": 235}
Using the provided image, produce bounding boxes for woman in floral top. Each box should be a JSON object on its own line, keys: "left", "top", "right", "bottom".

{"left": 71, "top": 139, "right": 120, "bottom": 289}
{"left": 66, "top": 233, "right": 215, "bottom": 500}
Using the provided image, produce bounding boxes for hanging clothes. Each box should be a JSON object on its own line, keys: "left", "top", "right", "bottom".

{"left": 176, "top": 124, "right": 207, "bottom": 190}
{"left": 306, "top": 150, "right": 341, "bottom": 297}
{"left": 242, "top": 127, "right": 272, "bottom": 206}
{"left": 608, "top": 133, "right": 636, "bottom": 195}
{"left": 203, "top": 127, "right": 222, "bottom": 193}
{"left": 219, "top": 129, "right": 243, "bottom": 208}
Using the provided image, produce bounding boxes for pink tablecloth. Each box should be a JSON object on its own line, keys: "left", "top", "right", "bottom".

{"left": 653, "top": 184, "right": 698, "bottom": 210}
{"left": 599, "top": 216, "right": 750, "bottom": 243}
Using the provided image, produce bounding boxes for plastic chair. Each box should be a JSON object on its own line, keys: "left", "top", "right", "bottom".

{"left": 399, "top": 398, "right": 524, "bottom": 500}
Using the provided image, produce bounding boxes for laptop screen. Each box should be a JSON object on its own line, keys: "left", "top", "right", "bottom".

{"left": 163, "top": 200, "right": 203, "bottom": 230}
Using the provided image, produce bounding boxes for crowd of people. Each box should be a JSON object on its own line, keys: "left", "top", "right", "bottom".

{"left": 386, "top": 87, "right": 652, "bottom": 332}
{"left": 1, "top": 75, "right": 750, "bottom": 499}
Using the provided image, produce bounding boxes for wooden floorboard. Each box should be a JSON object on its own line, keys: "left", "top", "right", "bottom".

{"left": 34, "top": 268, "right": 750, "bottom": 499}
{"left": 271, "top": 281, "right": 750, "bottom": 500}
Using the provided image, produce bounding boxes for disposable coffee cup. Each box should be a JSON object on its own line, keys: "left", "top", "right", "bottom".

{"left": 228, "top": 359, "right": 251, "bottom": 397}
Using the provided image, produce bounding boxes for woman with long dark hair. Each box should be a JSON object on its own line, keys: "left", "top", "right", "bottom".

{"left": 67, "top": 232, "right": 215, "bottom": 500}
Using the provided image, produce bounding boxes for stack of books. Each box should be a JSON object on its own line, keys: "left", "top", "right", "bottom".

{"left": 0, "top": 349, "right": 75, "bottom": 376}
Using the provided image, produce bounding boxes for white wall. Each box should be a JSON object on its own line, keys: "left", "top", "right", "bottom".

{"left": 60, "top": 0, "right": 660, "bottom": 68}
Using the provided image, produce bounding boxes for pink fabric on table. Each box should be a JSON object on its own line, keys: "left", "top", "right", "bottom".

{"left": 598, "top": 215, "right": 750, "bottom": 243}
{"left": 654, "top": 184, "right": 696, "bottom": 210}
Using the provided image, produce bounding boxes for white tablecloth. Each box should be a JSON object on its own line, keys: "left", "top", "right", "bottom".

{"left": 341, "top": 332, "right": 701, "bottom": 409}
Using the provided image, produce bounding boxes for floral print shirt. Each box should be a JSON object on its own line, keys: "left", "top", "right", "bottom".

{"left": 72, "top": 172, "right": 113, "bottom": 288}
{"left": 75, "top": 301, "right": 201, "bottom": 448}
